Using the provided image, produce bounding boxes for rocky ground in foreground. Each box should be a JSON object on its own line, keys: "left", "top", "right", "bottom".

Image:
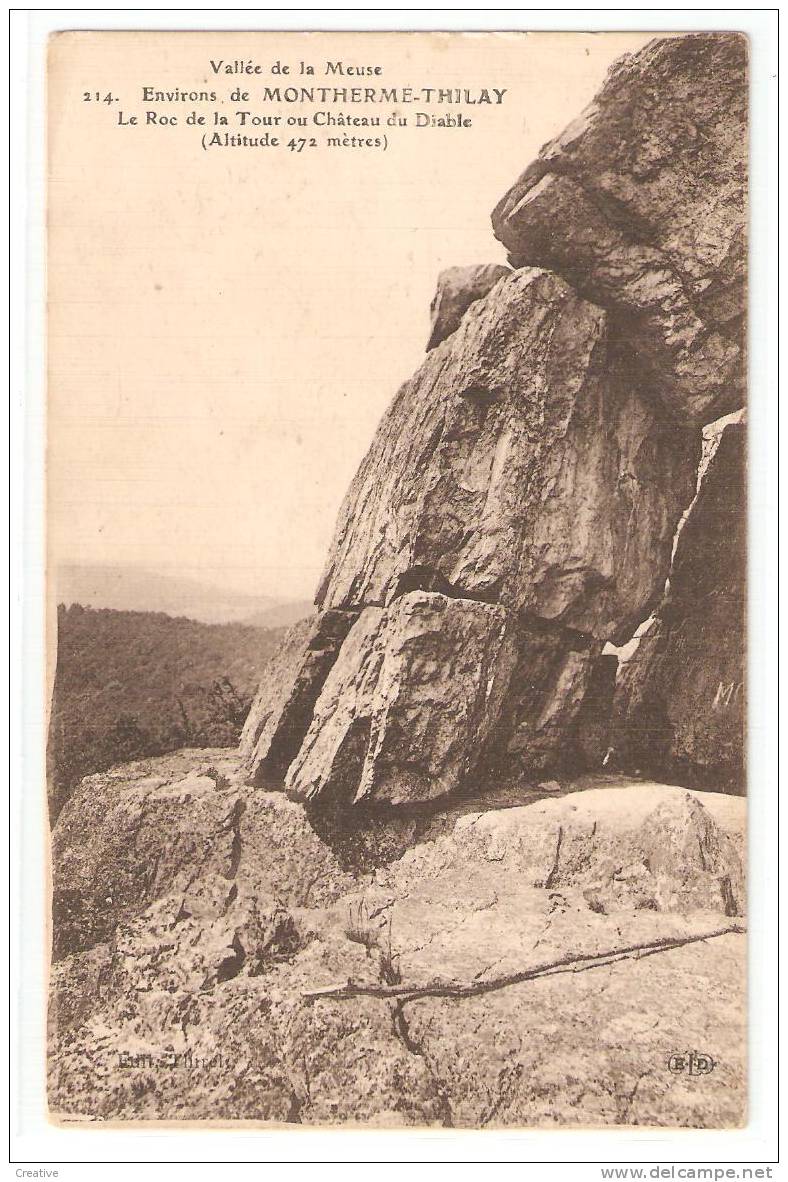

{"left": 49, "top": 748, "right": 746, "bottom": 1128}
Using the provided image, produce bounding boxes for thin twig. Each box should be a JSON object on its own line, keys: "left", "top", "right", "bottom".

{"left": 302, "top": 922, "right": 745, "bottom": 1003}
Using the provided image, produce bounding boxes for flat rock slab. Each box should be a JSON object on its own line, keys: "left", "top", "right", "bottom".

{"left": 50, "top": 758, "right": 746, "bottom": 1127}
{"left": 359, "top": 780, "right": 745, "bottom": 965}
{"left": 404, "top": 930, "right": 745, "bottom": 1128}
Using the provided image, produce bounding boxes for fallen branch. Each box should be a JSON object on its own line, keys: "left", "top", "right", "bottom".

{"left": 302, "top": 922, "right": 745, "bottom": 1003}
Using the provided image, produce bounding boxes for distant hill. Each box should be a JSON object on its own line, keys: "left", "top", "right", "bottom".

{"left": 57, "top": 564, "right": 310, "bottom": 627}
{"left": 48, "top": 604, "right": 284, "bottom": 820}
{"left": 243, "top": 600, "right": 315, "bottom": 629}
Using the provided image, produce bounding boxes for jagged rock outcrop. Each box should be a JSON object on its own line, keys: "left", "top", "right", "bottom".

{"left": 48, "top": 34, "right": 749, "bottom": 1132}
{"left": 316, "top": 268, "right": 698, "bottom": 633}
{"left": 49, "top": 750, "right": 746, "bottom": 1126}
{"left": 492, "top": 34, "right": 747, "bottom": 425}
{"left": 237, "top": 33, "right": 743, "bottom": 810}
{"left": 286, "top": 592, "right": 520, "bottom": 808}
{"left": 239, "top": 609, "right": 355, "bottom": 787}
{"left": 51, "top": 749, "right": 358, "bottom": 961}
{"left": 252, "top": 269, "right": 698, "bottom": 807}
{"left": 612, "top": 423, "right": 746, "bottom": 792}
{"left": 425, "top": 263, "right": 511, "bottom": 350}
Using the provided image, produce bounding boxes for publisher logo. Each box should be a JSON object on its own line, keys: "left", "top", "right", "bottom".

{"left": 667, "top": 1050, "right": 716, "bottom": 1076}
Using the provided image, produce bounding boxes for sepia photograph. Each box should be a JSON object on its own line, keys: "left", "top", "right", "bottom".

{"left": 38, "top": 23, "right": 755, "bottom": 1138}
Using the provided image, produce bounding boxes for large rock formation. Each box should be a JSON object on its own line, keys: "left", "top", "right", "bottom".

{"left": 239, "top": 34, "right": 746, "bottom": 809}
{"left": 613, "top": 422, "right": 746, "bottom": 792}
{"left": 49, "top": 749, "right": 746, "bottom": 1127}
{"left": 492, "top": 34, "right": 747, "bottom": 425}
{"left": 316, "top": 268, "right": 698, "bottom": 635}
{"left": 51, "top": 749, "right": 358, "bottom": 962}
{"left": 243, "top": 267, "right": 699, "bottom": 804}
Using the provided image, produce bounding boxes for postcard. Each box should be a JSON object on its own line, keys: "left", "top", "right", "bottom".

{"left": 46, "top": 29, "right": 748, "bottom": 1130}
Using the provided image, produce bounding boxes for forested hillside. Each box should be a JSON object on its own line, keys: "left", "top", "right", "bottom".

{"left": 47, "top": 604, "right": 286, "bottom": 819}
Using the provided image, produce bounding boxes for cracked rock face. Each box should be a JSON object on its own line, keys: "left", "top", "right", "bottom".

{"left": 246, "top": 267, "right": 698, "bottom": 808}
{"left": 492, "top": 621, "right": 602, "bottom": 779}
{"left": 492, "top": 34, "right": 747, "bottom": 425}
{"left": 425, "top": 263, "right": 511, "bottom": 350}
{"left": 613, "top": 423, "right": 746, "bottom": 792}
{"left": 49, "top": 751, "right": 746, "bottom": 1126}
{"left": 285, "top": 592, "right": 520, "bottom": 808}
{"left": 316, "top": 268, "right": 698, "bottom": 634}
{"left": 102, "top": 876, "right": 299, "bottom": 997}
{"left": 239, "top": 609, "right": 356, "bottom": 788}
{"left": 51, "top": 757, "right": 244, "bottom": 961}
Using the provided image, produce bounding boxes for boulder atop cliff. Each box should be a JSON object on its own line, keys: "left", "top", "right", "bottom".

{"left": 234, "top": 34, "right": 749, "bottom": 809}
{"left": 492, "top": 34, "right": 747, "bottom": 425}
{"left": 228, "top": 34, "right": 751, "bottom": 811}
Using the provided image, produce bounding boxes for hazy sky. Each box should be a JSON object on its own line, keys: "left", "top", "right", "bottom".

{"left": 49, "top": 30, "right": 654, "bottom": 603}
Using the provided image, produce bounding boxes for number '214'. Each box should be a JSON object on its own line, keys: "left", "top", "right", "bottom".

{"left": 82, "top": 92, "right": 116, "bottom": 103}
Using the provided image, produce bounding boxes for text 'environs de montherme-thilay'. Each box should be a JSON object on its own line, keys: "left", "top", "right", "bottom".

{"left": 143, "top": 85, "right": 509, "bottom": 106}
